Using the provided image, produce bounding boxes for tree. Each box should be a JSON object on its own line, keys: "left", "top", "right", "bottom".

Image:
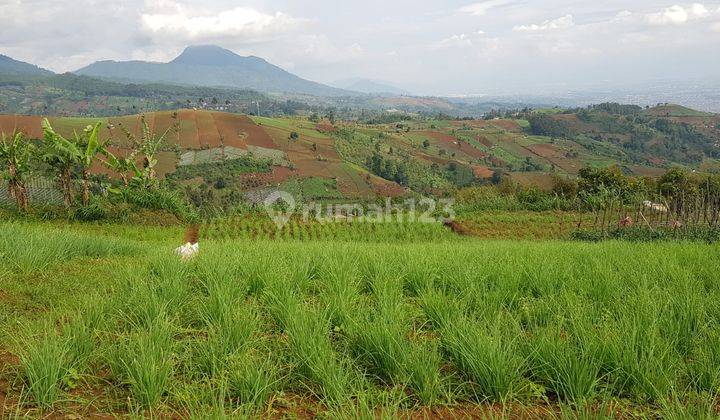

{"left": 41, "top": 119, "right": 106, "bottom": 206}
{"left": 102, "top": 149, "right": 140, "bottom": 187}
{"left": 41, "top": 119, "right": 80, "bottom": 207}
{"left": 116, "top": 115, "right": 175, "bottom": 189}
{"left": 289, "top": 131, "right": 299, "bottom": 141}
{"left": 77, "top": 123, "right": 104, "bottom": 206}
{"left": 0, "top": 131, "right": 33, "bottom": 211}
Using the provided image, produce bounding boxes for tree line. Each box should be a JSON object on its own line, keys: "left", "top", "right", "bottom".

{"left": 0, "top": 116, "right": 173, "bottom": 212}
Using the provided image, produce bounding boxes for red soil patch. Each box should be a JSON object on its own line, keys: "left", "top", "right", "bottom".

{"left": 525, "top": 143, "right": 580, "bottom": 174}
{"left": 417, "top": 131, "right": 487, "bottom": 160}
{"left": 239, "top": 166, "right": 296, "bottom": 189}
{"left": 210, "top": 112, "right": 248, "bottom": 149}
{"left": 315, "top": 122, "right": 337, "bottom": 134}
{"left": 0, "top": 115, "right": 43, "bottom": 138}
{"left": 472, "top": 165, "right": 494, "bottom": 179}
{"left": 194, "top": 112, "right": 221, "bottom": 149}
{"left": 369, "top": 176, "right": 406, "bottom": 197}
{"left": 237, "top": 115, "right": 276, "bottom": 149}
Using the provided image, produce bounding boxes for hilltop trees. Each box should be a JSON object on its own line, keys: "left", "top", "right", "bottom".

{"left": 0, "top": 131, "right": 33, "bottom": 211}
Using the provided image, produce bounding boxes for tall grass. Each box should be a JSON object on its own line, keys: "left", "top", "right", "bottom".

{"left": 17, "top": 329, "right": 70, "bottom": 408}
{"left": 6, "top": 227, "right": 720, "bottom": 416}
{"left": 109, "top": 321, "right": 174, "bottom": 407}
{"left": 0, "top": 222, "right": 136, "bottom": 274}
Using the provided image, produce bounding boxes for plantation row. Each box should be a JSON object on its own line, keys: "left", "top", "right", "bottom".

{"left": 200, "top": 216, "right": 457, "bottom": 242}
{"left": 2, "top": 223, "right": 719, "bottom": 417}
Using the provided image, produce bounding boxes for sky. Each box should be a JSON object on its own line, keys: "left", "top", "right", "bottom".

{"left": 1, "top": 0, "right": 719, "bottom": 95}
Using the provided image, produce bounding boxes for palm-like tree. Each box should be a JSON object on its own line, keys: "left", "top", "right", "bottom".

{"left": 116, "top": 115, "right": 175, "bottom": 189}
{"left": 41, "top": 119, "right": 106, "bottom": 206}
{"left": 77, "top": 123, "right": 104, "bottom": 206}
{"left": 0, "top": 131, "right": 34, "bottom": 211}
{"left": 101, "top": 148, "right": 140, "bottom": 187}
{"left": 41, "top": 119, "right": 79, "bottom": 206}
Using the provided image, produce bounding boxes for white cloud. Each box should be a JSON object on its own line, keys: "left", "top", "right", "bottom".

{"left": 514, "top": 14, "right": 575, "bottom": 31}
{"left": 458, "top": 0, "right": 515, "bottom": 16}
{"left": 615, "top": 10, "right": 633, "bottom": 20}
{"left": 646, "top": 3, "right": 709, "bottom": 25}
{"left": 141, "top": 5, "right": 305, "bottom": 40}
{"left": 433, "top": 30, "right": 486, "bottom": 49}
{"left": 434, "top": 33, "right": 473, "bottom": 48}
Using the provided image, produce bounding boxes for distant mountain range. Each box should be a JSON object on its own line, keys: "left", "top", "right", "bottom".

{"left": 74, "top": 45, "right": 354, "bottom": 97}
{"left": 0, "top": 55, "right": 53, "bottom": 76}
{"left": 332, "top": 78, "right": 411, "bottom": 96}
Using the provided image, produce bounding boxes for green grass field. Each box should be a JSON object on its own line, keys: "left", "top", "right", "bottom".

{"left": 2, "top": 219, "right": 720, "bottom": 418}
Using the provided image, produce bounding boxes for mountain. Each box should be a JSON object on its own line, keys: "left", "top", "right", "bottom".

{"left": 333, "top": 78, "right": 410, "bottom": 96}
{"left": 75, "top": 45, "right": 354, "bottom": 97}
{"left": 0, "top": 54, "right": 53, "bottom": 76}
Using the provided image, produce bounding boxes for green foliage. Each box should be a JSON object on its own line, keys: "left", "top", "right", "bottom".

{"left": 169, "top": 156, "right": 271, "bottom": 183}
{"left": 17, "top": 329, "right": 71, "bottom": 408}
{"left": 4, "top": 222, "right": 720, "bottom": 416}
{"left": 572, "top": 226, "right": 720, "bottom": 243}
{"left": 528, "top": 114, "right": 572, "bottom": 138}
{"left": 0, "top": 130, "right": 34, "bottom": 210}
{"left": 120, "top": 187, "right": 198, "bottom": 222}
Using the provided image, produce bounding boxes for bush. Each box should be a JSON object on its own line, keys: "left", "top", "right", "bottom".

{"left": 73, "top": 200, "right": 109, "bottom": 222}
{"left": 572, "top": 227, "right": 720, "bottom": 243}
{"left": 120, "top": 188, "right": 198, "bottom": 223}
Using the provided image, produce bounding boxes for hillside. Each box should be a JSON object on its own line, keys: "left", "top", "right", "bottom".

{"left": 0, "top": 72, "right": 301, "bottom": 117}
{"left": 2, "top": 105, "right": 718, "bottom": 203}
{"left": 0, "top": 54, "right": 53, "bottom": 76}
{"left": 75, "top": 45, "right": 354, "bottom": 97}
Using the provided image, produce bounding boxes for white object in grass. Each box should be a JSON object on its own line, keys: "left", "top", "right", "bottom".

{"left": 175, "top": 242, "right": 199, "bottom": 260}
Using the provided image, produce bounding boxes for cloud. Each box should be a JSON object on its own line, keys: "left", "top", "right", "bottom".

{"left": 435, "top": 33, "right": 473, "bottom": 48}
{"left": 646, "top": 3, "right": 709, "bottom": 25}
{"left": 141, "top": 4, "right": 306, "bottom": 41}
{"left": 712, "top": 21, "right": 720, "bottom": 32}
{"left": 457, "top": 0, "right": 515, "bottom": 16}
{"left": 433, "top": 30, "right": 485, "bottom": 49}
{"left": 514, "top": 14, "right": 575, "bottom": 31}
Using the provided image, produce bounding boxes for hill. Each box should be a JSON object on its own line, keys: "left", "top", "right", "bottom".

{"left": 75, "top": 45, "right": 354, "bottom": 97}
{"left": 2, "top": 104, "right": 718, "bottom": 203}
{"left": 0, "top": 72, "right": 302, "bottom": 117}
{"left": 0, "top": 54, "right": 53, "bottom": 76}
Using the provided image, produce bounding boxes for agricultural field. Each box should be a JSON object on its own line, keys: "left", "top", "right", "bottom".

{"left": 3, "top": 103, "right": 718, "bottom": 207}
{"left": 2, "top": 220, "right": 720, "bottom": 418}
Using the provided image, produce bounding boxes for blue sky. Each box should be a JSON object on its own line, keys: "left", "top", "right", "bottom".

{"left": 1, "top": 0, "right": 719, "bottom": 95}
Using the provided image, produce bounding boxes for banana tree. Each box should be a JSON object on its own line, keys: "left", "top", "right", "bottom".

{"left": 78, "top": 123, "right": 104, "bottom": 206}
{"left": 116, "top": 115, "right": 174, "bottom": 189}
{"left": 41, "top": 119, "right": 79, "bottom": 206}
{"left": 101, "top": 148, "right": 141, "bottom": 187}
{"left": 0, "top": 131, "right": 33, "bottom": 211}
{"left": 41, "top": 119, "right": 106, "bottom": 206}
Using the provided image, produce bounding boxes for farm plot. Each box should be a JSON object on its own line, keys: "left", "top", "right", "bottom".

{"left": 2, "top": 221, "right": 720, "bottom": 418}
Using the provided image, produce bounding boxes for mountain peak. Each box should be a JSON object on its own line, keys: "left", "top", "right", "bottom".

{"left": 0, "top": 54, "right": 54, "bottom": 76}
{"left": 170, "top": 45, "right": 265, "bottom": 67}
